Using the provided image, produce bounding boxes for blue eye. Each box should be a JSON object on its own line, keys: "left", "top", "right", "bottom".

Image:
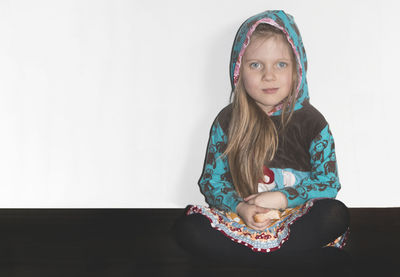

{"left": 277, "top": 62, "right": 288, "bottom": 69}
{"left": 250, "top": 62, "right": 261, "bottom": 69}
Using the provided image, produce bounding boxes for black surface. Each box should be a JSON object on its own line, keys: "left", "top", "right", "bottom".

{"left": 0, "top": 208, "right": 399, "bottom": 276}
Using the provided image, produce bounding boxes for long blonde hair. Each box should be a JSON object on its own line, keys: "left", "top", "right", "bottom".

{"left": 223, "top": 23, "right": 298, "bottom": 198}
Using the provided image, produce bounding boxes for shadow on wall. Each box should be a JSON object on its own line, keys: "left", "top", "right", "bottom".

{"left": 172, "top": 25, "right": 234, "bottom": 208}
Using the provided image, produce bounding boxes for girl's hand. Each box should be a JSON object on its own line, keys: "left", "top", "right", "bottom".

{"left": 244, "top": 194, "right": 258, "bottom": 205}
{"left": 236, "top": 202, "right": 272, "bottom": 231}
{"left": 244, "top": 192, "right": 288, "bottom": 210}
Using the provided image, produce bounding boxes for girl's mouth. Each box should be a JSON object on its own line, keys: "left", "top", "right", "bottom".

{"left": 262, "top": 88, "right": 279, "bottom": 94}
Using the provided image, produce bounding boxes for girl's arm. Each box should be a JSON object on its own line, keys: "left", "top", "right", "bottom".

{"left": 276, "top": 125, "right": 341, "bottom": 208}
{"left": 198, "top": 120, "right": 243, "bottom": 213}
{"left": 247, "top": 125, "right": 340, "bottom": 209}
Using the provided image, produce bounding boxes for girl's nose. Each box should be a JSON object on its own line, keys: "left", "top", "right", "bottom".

{"left": 262, "top": 68, "right": 275, "bottom": 81}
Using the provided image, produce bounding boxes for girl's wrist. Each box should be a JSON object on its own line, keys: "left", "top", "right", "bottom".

{"left": 236, "top": 201, "right": 246, "bottom": 215}
{"left": 279, "top": 192, "right": 288, "bottom": 209}
{"left": 273, "top": 191, "right": 288, "bottom": 210}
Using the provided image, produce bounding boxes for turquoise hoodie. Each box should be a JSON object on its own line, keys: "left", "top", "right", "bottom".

{"left": 198, "top": 10, "right": 340, "bottom": 213}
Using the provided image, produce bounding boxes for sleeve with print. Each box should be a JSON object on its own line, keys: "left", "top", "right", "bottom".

{"left": 198, "top": 120, "right": 243, "bottom": 213}
{"left": 275, "top": 125, "right": 341, "bottom": 208}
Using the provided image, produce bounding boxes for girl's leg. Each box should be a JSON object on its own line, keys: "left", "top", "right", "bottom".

{"left": 278, "top": 198, "right": 350, "bottom": 254}
{"left": 170, "top": 199, "right": 350, "bottom": 266}
{"left": 170, "top": 208, "right": 271, "bottom": 265}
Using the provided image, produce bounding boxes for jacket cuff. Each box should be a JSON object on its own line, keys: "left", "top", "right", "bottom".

{"left": 232, "top": 198, "right": 243, "bottom": 214}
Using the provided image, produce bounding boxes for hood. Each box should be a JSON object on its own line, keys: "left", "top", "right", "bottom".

{"left": 229, "top": 10, "right": 309, "bottom": 116}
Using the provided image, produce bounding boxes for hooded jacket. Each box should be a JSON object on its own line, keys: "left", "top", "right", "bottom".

{"left": 198, "top": 10, "right": 340, "bottom": 213}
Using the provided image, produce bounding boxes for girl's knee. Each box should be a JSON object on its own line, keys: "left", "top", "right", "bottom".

{"left": 329, "top": 199, "right": 349, "bottom": 225}
{"left": 314, "top": 198, "right": 350, "bottom": 229}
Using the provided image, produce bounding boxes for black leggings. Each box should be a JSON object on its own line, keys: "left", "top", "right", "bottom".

{"left": 171, "top": 199, "right": 350, "bottom": 268}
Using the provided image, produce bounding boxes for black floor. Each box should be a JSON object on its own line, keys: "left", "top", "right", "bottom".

{"left": 0, "top": 208, "right": 399, "bottom": 277}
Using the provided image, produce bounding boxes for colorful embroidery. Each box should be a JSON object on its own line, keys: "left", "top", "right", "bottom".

{"left": 186, "top": 199, "right": 347, "bottom": 253}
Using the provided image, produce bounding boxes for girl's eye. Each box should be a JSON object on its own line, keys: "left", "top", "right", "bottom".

{"left": 277, "top": 62, "right": 288, "bottom": 69}
{"left": 250, "top": 62, "right": 262, "bottom": 69}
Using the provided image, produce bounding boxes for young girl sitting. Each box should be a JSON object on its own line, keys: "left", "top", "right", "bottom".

{"left": 172, "top": 10, "right": 350, "bottom": 266}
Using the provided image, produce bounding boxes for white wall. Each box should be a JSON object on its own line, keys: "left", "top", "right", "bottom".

{"left": 0, "top": 0, "right": 398, "bottom": 208}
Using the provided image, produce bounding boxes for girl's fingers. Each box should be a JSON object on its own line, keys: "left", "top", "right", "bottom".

{"left": 246, "top": 219, "right": 270, "bottom": 231}
{"left": 244, "top": 194, "right": 258, "bottom": 202}
{"left": 250, "top": 208, "right": 272, "bottom": 230}
{"left": 247, "top": 199, "right": 255, "bottom": 205}
{"left": 255, "top": 206, "right": 271, "bottom": 214}
{"left": 241, "top": 203, "right": 272, "bottom": 230}
{"left": 250, "top": 221, "right": 271, "bottom": 231}
{"left": 255, "top": 219, "right": 270, "bottom": 227}
{"left": 249, "top": 216, "right": 271, "bottom": 230}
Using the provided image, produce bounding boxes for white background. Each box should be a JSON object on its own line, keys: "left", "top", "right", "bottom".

{"left": 0, "top": 0, "right": 398, "bottom": 208}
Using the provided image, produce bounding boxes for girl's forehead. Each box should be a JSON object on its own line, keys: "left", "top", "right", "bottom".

{"left": 244, "top": 35, "right": 292, "bottom": 59}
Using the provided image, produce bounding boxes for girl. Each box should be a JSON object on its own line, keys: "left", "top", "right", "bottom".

{"left": 172, "top": 10, "right": 350, "bottom": 266}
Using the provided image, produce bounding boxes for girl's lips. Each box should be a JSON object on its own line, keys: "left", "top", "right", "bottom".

{"left": 262, "top": 88, "right": 279, "bottom": 94}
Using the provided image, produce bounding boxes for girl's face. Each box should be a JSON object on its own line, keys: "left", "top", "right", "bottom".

{"left": 242, "top": 35, "right": 295, "bottom": 114}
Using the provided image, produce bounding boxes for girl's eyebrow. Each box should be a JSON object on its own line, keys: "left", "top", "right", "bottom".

{"left": 244, "top": 57, "right": 291, "bottom": 62}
